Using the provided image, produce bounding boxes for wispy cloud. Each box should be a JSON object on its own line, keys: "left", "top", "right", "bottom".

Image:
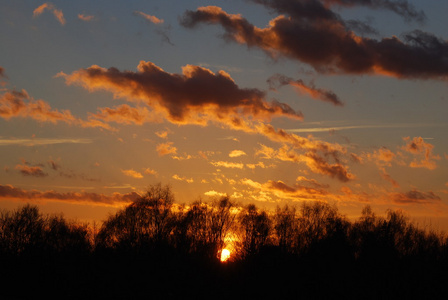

{"left": 121, "top": 169, "right": 144, "bottom": 179}
{"left": 0, "top": 138, "right": 92, "bottom": 146}
{"left": 285, "top": 123, "right": 445, "bottom": 133}
{"left": 15, "top": 164, "right": 48, "bottom": 177}
{"left": 33, "top": 2, "right": 66, "bottom": 25}
{"left": 268, "top": 74, "right": 343, "bottom": 106}
{"left": 156, "top": 142, "right": 177, "bottom": 156}
{"left": 229, "top": 150, "right": 246, "bottom": 158}
{"left": 0, "top": 184, "right": 139, "bottom": 205}
{"left": 392, "top": 189, "right": 441, "bottom": 204}
{"left": 78, "top": 14, "right": 94, "bottom": 22}
{"left": 211, "top": 161, "right": 245, "bottom": 169}
{"left": 133, "top": 11, "right": 164, "bottom": 24}
{"left": 172, "top": 174, "right": 194, "bottom": 183}
{"left": 402, "top": 136, "right": 440, "bottom": 170}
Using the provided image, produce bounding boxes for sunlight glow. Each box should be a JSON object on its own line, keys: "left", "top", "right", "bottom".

{"left": 220, "top": 249, "right": 231, "bottom": 262}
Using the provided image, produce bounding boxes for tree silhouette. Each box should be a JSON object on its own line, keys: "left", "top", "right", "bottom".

{"left": 239, "top": 204, "right": 272, "bottom": 256}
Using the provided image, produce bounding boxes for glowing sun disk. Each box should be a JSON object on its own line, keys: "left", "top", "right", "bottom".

{"left": 220, "top": 248, "right": 231, "bottom": 262}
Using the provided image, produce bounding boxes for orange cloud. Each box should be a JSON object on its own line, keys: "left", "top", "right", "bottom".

{"left": 204, "top": 190, "right": 227, "bottom": 197}
{"left": 172, "top": 174, "right": 194, "bottom": 183}
{"left": 392, "top": 189, "right": 441, "bottom": 204}
{"left": 121, "top": 169, "right": 144, "bottom": 179}
{"left": 256, "top": 144, "right": 354, "bottom": 182}
{"left": 0, "top": 89, "right": 76, "bottom": 124}
{"left": 156, "top": 142, "right": 177, "bottom": 156}
{"left": 15, "top": 164, "right": 47, "bottom": 177}
{"left": 143, "top": 168, "right": 157, "bottom": 175}
{"left": 181, "top": 5, "right": 447, "bottom": 79}
{"left": 33, "top": 2, "right": 66, "bottom": 25}
{"left": 402, "top": 137, "right": 440, "bottom": 170}
{"left": 89, "top": 104, "right": 162, "bottom": 125}
{"left": 229, "top": 150, "right": 246, "bottom": 157}
{"left": 211, "top": 161, "right": 245, "bottom": 169}
{"left": 61, "top": 61, "right": 302, "bottom": 125}
{"left": 380, "top": 168, "right": 400, "bottom": 188}
{"left": 78, "top": 14, "right": 94, "bottom": 22}
{"left": 268, "top": 74, "right": 343, "bottom": 106}
{"left": 241, "top": 178, "right": 328, "bottom": 201}
{"left": 0, "top": 184, "right": 138, "bottom": 206}
{"left": 134, "top": 11, "right": 164, "bottom": 24}
{"left": 365, "top": 147, "right": 396, "bottom": 167}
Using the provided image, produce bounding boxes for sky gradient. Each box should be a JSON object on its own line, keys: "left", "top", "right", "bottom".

{"left": 1, "top": 0, "right": 447, "bottom": 229}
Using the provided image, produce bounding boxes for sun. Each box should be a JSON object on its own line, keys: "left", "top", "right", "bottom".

{"left": 220, "top": 248, "right": 231, "bottom": 262}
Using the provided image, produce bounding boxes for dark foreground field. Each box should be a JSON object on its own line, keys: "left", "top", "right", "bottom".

{"left": 1, "top": 185, "right": 447, "bottom": 299}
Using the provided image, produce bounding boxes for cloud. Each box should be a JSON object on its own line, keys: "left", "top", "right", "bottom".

{"left": 121, "top": 169, "right": 144, "bottom": 179}
{"left": 365, "top": 147, "right": 396, "bottom": 167}
{"left": 133, "top": 11, "right": 164, "bottom": 24}
{"left": 229, "top": 150, "right": 247, "bottom": 157}
{"left": 0, "top": 88, "right": 114, "bottom": 130}
{"left": 172, "top": 174, "right": 194, "bottom": 183}
{"left": 320, "top": 0, "right": 426, "bottom": 23}
{"left": 33, "top": 2, "right": 66, "bottom": 25}
{"left": 78, "top": 14, "right": 94, "bottom": 22}
{"left": 155, "top": 129, "right": 171, "bottom": 139}
{"left": 204, "top": 190, "right": 227, "bottom": 197}
{"left": 241, "top": 178, "right": 328, "bottom": 201}
{"left": 61, "top": 61, "right": 302, "bottom": 125}
{"left": 143, "top": 168, "right": 157, "bottom": 175}
{"left": 180, "top": 5, "right": 447, "bottom": 79}
{"left": 156, "top": 142, "right": 177, "bottom": 156}
{"left": 0, "top": 138, "right": 92, "bottom": 146}
{"left": 15, "top": 164, "right": 48, "bottom": 177}
{"left": 392, "top": 189, "right": 441, "bottom": 204}
{"left": 285, "top": 122, "right": 441, "bottom": 133}
{"left": 246, "top": 162, "right": 272, "bottom": 169}
{"left": 268, "top": 74, "right": 343, "bottom": 106}
{"left": 89, "top": 104, "right": 162, "bottom": 125}
{"left": 0, "top": 89, "right": 77, "bottom": 124}
{"left": 402, "top": 136, "right": 440, "bottom": 170}
{"left": 0, "top": 67, "right": 7, "bottom": 85}
{"left": 380, "top": 168, "right": 400, "bottom": 188}
{"left": 256, "top": 143, "right": 353, "bottom": 182}
{"left": 48, "top": 160, "right": 60, "bottom": 171}
{"left": 0, "top": 184, "right": 139, "bottom": 206}
{"left": 211, "top": 161, "right": 245, "bottom": 169}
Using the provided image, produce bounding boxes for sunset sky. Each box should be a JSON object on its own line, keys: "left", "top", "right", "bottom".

{"left": 1, "top": 0, "right": 447, "bottom": 229}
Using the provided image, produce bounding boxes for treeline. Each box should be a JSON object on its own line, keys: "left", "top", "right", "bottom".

{"left": 1, "top": 183, "right": 448, "bottom": 299}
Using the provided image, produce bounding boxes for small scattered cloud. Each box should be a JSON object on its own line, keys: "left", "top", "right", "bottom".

{"left": 121, "top": 169, "right": 144, "bottom": 179}
{"left": 78, "top": 14, "right": 94, "bottom": 22}
{"left": 143, "top": 168, "right": 157, "bottom": 175}
{"left": 392, "top": 189, "right": 441, "bottom": 204}
{"left": 15, "top": 163, "right": 47, "bottom": 177}
{"left": 156, "top": 142, "right": 177, "bottom": 156}
{"left": 133, "top": 11, "right": 164, "bottom": 24}
{"left": 229, "top": 150, "right": 246, "bottom": 158}
{"left": 268, "top": 74, "right": 343, "bottom": 106}
{"left": 0, "top": 184, "right": 139, "bottom": 205}
{"left": 33, "top": 2, "right": 66, "bottom": 25}
{"left": 204, "top": 190, "right": 227, "bottom": 197}
{"left": 211, "top": 161, "right": 245, "bottom": 169}
{"left": 172, "top": 174, "right": 194, "bottom": 183}
{"left": 402, "top": 136, "right": 440, "bottom": 170}
{"left": 0, "top": 138, "right": 92, "bottom": 146}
